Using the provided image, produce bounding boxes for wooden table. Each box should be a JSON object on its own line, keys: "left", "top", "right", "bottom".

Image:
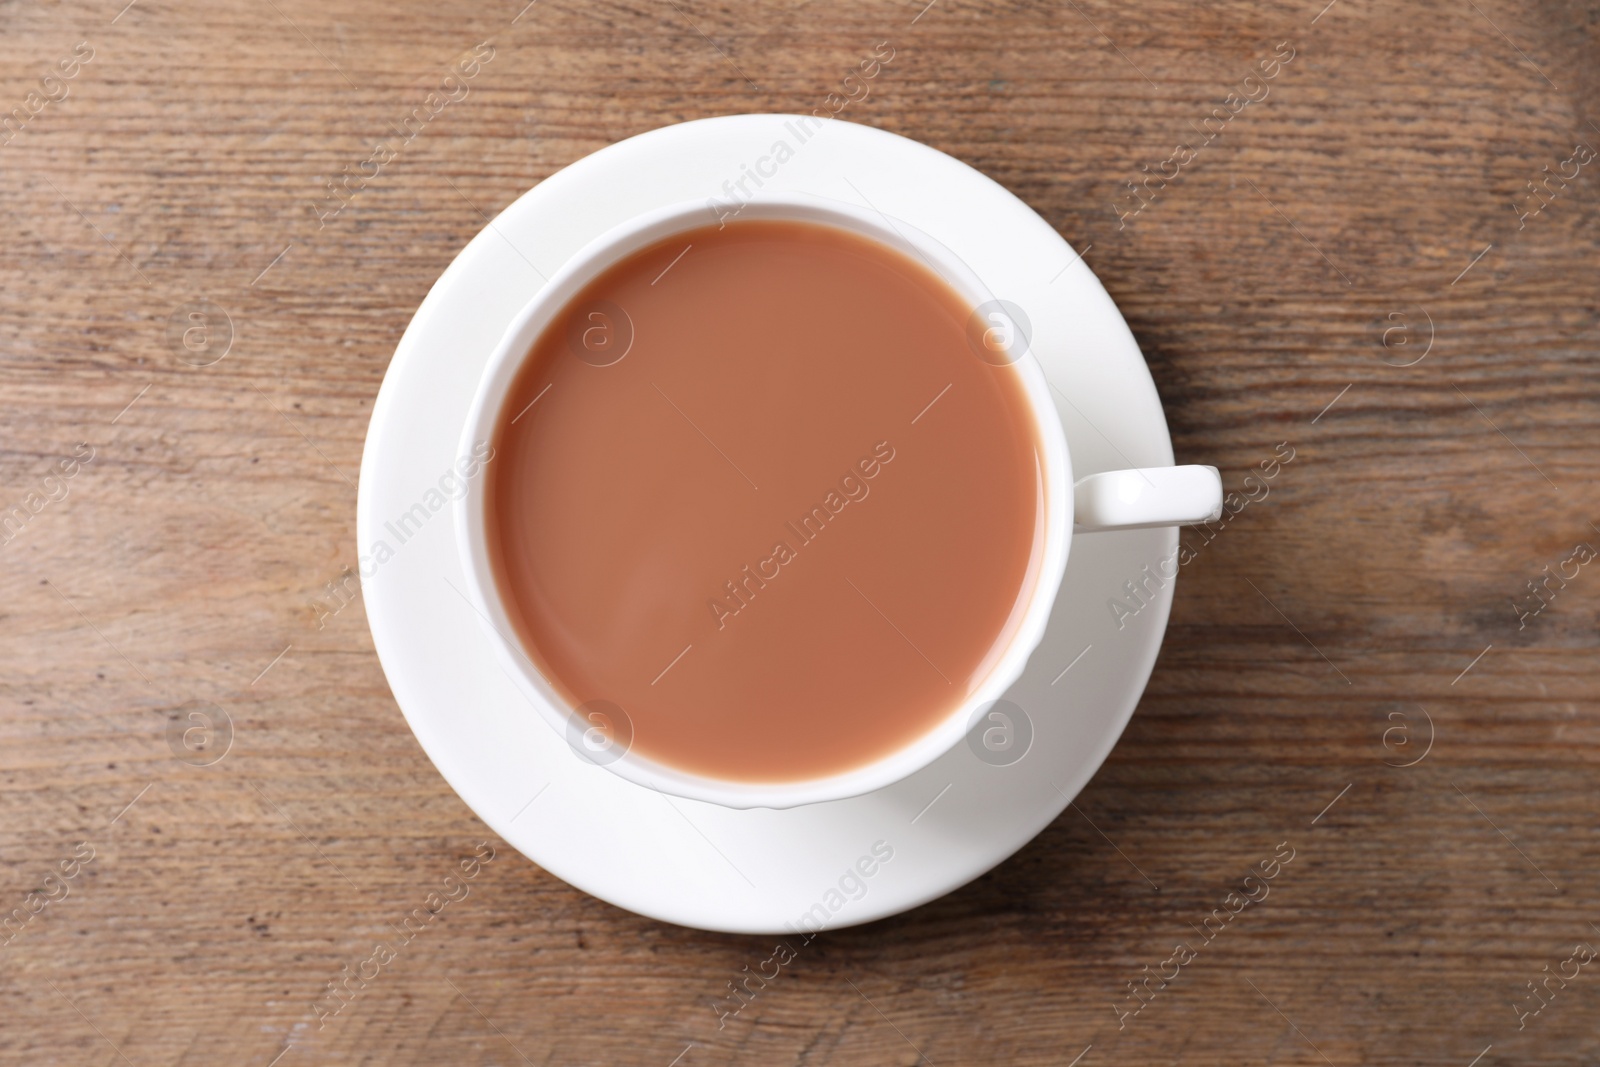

{"left": 3, "top": 0, "right": 1597, "bottom": 1063}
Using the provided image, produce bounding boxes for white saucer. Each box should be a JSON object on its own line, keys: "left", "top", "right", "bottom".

{"left": 358, "top": 115, "right": 1178, "bottom": 933}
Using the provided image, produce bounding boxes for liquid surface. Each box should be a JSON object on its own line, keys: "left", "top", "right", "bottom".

{"left": 486, "top": 219, "right": 1042, "bottom": 782}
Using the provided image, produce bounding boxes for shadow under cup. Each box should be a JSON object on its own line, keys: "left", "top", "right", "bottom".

{"left": 457, "top": 196, "right": 1071, "bottom": 809}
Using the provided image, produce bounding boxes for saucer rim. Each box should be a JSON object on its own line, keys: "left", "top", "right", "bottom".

{"left": 357, "top": 113, "right": 1178, "bottom": 933}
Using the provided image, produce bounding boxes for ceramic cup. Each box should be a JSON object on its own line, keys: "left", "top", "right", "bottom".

{"left": 455, "top": 193, "right": 1221, "bottom": 809}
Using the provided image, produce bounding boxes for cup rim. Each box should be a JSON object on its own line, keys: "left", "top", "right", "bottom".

{"left": 454, "top": 191, "right": 1073, "bottom": 809}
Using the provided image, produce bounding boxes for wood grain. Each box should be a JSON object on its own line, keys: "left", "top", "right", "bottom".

{"left": 2, "top": 0, "right": 1597, "bottom": 1063}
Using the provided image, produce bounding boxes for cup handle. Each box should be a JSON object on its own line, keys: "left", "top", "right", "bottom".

{"left": 1073, "top": 465, "right": 1223, "bottom": 533}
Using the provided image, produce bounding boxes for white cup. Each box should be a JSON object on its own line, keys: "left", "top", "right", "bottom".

{"left": 456, "top": 193, "right": 1221, "bottom": 809}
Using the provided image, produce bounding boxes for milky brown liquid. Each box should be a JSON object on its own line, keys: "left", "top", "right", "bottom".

{"left": 486, "top": 219, "right": 1043, "bottom": 782}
